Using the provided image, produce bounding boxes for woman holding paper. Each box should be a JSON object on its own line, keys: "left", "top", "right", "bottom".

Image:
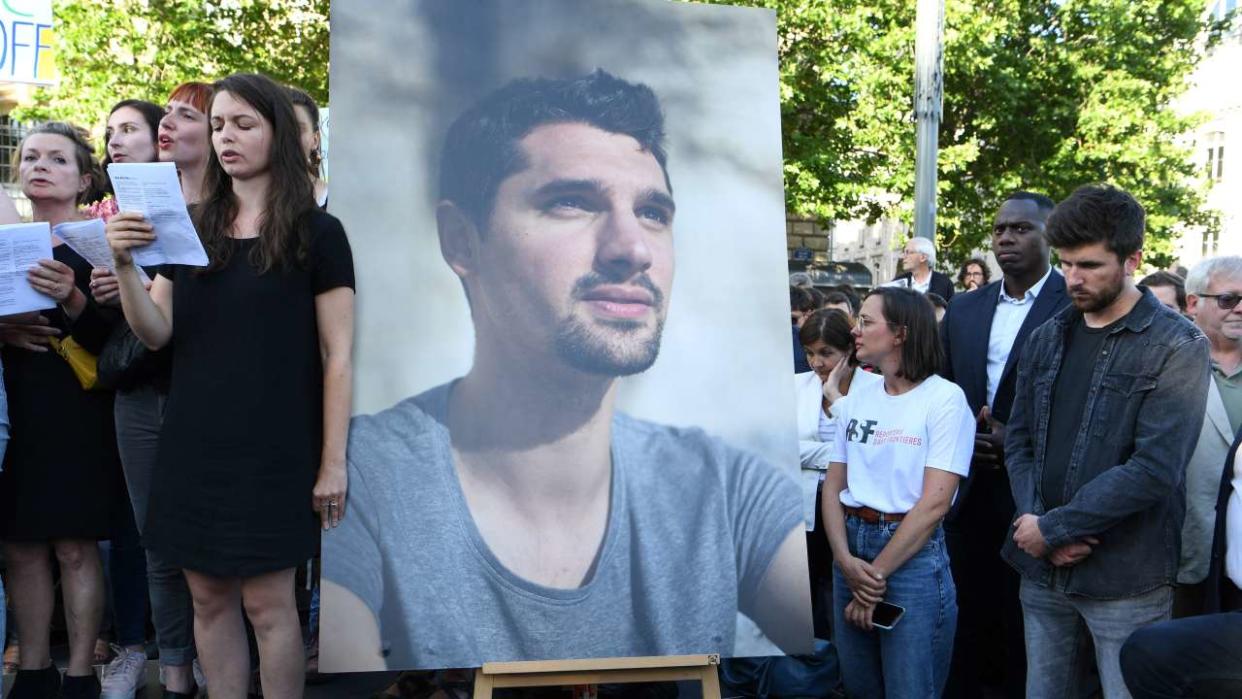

{"left": 107, "top": 73, "right": 354, "bottom": 699}
{"left": 87, "top": 87, "right": 221, "bottom": 696}
{"left": 0, "top": 122, "right": 123, "bottom": 699}
{"left": 96, "top": 97, "right": 208, "bottom": 698}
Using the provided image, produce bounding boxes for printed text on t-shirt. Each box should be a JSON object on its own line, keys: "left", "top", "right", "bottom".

{"left": 845, "top": 419, "right": 924, "bottom": 447}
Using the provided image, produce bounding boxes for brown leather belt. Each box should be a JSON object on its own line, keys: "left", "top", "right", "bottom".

{"left": 844, "top": 505, "right": 906, "bottom": 524}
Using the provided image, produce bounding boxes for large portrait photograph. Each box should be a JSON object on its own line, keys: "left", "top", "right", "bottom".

{"left": 321, "top": 0, "right": 812, "bottom": 671}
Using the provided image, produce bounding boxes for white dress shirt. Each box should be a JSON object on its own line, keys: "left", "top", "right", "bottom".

{"left": 986, "top": 266, "right": 1054, "bottom": 408}
{"left": 911, "top": 271, "right": 931, "bottom": 294}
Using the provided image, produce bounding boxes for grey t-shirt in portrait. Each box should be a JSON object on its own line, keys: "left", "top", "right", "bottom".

{"left": 323, "top": 383, "right": 802, "bottom": 670}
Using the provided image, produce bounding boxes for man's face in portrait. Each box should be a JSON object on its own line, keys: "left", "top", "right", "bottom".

{"left": 468, "top": 121, "right": 676, "bottom": 376}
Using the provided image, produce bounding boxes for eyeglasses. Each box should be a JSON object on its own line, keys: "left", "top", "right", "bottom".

{"left": 1199, "top": 292, "right": 1242, "bottom": 311}
{"left": 856, "top": 315, "right": 901, "bottom": 330}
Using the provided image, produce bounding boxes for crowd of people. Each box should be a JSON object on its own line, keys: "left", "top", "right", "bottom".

{"left": 0, "top": 66, "right": 1236, "bottom": 699}
{"left": 0, "top": 73, "right": 351, "bottom": 699}
{"left": 793, "top": 186, "right": 1242, "bottom": 698}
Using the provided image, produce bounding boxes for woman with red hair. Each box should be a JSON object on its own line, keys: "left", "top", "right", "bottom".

{"left": 158, "top": 82, "right": 214, "bottom": 205}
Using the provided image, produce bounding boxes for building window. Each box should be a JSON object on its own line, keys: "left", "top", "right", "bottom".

{"left": 1206, "top": 131, "right": 1225, "bottom": 183}
{"left": 1203, "top": 229, "right": 1220, "bottom": 257}
{"left": 0, "top": 116, "right": 30, "bottom": 185}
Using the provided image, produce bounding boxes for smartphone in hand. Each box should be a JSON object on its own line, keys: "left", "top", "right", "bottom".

{"left": 871, "top": 601, "right": 905, "bottom": 630}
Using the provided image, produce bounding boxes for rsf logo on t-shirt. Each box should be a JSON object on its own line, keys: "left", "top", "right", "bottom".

{"left": 846, "top": 419, "right": 878, "bottom": 444}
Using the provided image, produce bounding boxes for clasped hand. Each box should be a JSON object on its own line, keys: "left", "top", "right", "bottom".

{"left": 840, "top": 555, "right": 886, "bottom": 605}
{"left": 973, "top": 405, "right": 1006, "bottom": 467}
{"left": 1013, "top": 513, "right": 1099, "bottom": 566}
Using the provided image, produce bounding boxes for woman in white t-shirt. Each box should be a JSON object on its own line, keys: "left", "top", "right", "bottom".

{"left": 822, "top": 286, "right": 974, "bottom": 697}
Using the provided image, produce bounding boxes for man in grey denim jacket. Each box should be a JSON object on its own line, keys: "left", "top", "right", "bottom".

{"left": 1002, "top": 184, "right": 1210, "bottom": 699}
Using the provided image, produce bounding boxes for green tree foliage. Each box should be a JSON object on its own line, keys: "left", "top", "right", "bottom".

{"left": 14, "top": 0, "right": 328, "bottom": 136}
{"left": 25, "top": 0, "right": 1222, "bottom": 268}
{"left": 716, "top": 0, "right": 1225, "bottom": 269}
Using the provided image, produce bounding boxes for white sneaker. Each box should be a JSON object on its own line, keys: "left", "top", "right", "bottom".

{"left": 100, "top": 645, "right": 148, "bottom": 699}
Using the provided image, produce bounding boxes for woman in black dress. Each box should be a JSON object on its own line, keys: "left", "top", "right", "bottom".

{"left": 1, "top": 122, "right": 122, "bottom": 699}
{"left": 107, "top": 74, "right": 354, "bottom": 698}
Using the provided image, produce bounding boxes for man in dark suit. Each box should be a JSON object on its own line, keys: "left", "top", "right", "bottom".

{"left": 895, "top": 236, "right": 956, "bottom": 300}
{"left": 940, "top": 191, "right": 1066, "bottom": 698}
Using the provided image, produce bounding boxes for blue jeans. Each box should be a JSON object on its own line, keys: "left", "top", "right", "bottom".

{"left": 1120, "top": 610, "right": 1242, "bottom": 698}
{"left": 1020, "top": 578, "right": 1172, "bottom": 699}
{"left": 832, "top": 516, "right": 957, "bottom": 698}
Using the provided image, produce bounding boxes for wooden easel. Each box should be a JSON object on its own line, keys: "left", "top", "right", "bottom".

{"left": 472, "top": 653, "right": 722, "bottom": 698}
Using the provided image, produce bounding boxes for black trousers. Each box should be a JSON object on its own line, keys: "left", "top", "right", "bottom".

{"left": 944, "top": 468, "right": 1026, "bottom": 699}
{"left": 1121, "top": 609, "right": 1242, "bottom": 698}
{"left": 806, "top": 480, "right": 834, "bottom": 640}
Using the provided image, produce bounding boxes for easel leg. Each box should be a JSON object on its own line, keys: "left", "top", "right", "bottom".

{"left": 473, "top": 668, "right": 494, "bottom": 699}
{"left": 700, "top": 665, "right": 722, "bottom": 699}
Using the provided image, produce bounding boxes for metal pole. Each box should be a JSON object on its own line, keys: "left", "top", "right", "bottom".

{"left": 913, "top": 0, "right": 945, "bottom": 243}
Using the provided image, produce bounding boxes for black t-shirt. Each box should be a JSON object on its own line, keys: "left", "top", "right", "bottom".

{"left": 1041, "top": 316, "right": 1120, "bottom": 510}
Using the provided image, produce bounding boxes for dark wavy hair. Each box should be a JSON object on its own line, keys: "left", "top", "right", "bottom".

{"left": 439, "top": 69, "right": 670, "bottom": 231}
{"left": 196, "top": 73, "right": 315, "bottom": 274}
{"left": 799, "top": 308, "right": 854, "bottom": 353}
{"left": 790, "top": 285, "right": 817, "bottom": 314}
{"left": 1045, "top": 184, "right": 1145, "bottom": 262}
{"left": 14, "top": 121, "right": 107, "bottom": 205}
{"left": 957, "top": 257, "right": 991, "bottom": 288}
{"left": 102, "top": 100, "right": 164, "bottom": 196}
{"left": 865, "top": 287, "right": 942, "bottom": 382}
{"left": 102, "top": 100, "right": 163, "bottom": 167}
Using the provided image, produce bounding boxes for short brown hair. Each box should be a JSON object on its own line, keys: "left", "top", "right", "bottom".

{"left": 865, "top": 287, "right": 942, "bottom": 382}
{"left": 1139, "top": 270, "right": 1186, "bottom": 312}
{"left": 1046, "top": 184, "right": 1145, "bottom": 262}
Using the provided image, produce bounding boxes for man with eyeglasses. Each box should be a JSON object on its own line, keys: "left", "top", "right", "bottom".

{"left": 1171, "top": 256, "right": 1242, "bottom": 616}
{"left": 895, "top": 237, "right": 956, "bottom": 300}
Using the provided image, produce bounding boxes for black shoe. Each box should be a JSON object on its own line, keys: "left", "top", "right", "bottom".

{"left": 161, "top": 684, "right": 198, "bottom": 699}
{"left": 57, "top": 673, "right": 100, "bottom": 699}
{"left": 8, "top": 665, "right": 61, "bottom": 699}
